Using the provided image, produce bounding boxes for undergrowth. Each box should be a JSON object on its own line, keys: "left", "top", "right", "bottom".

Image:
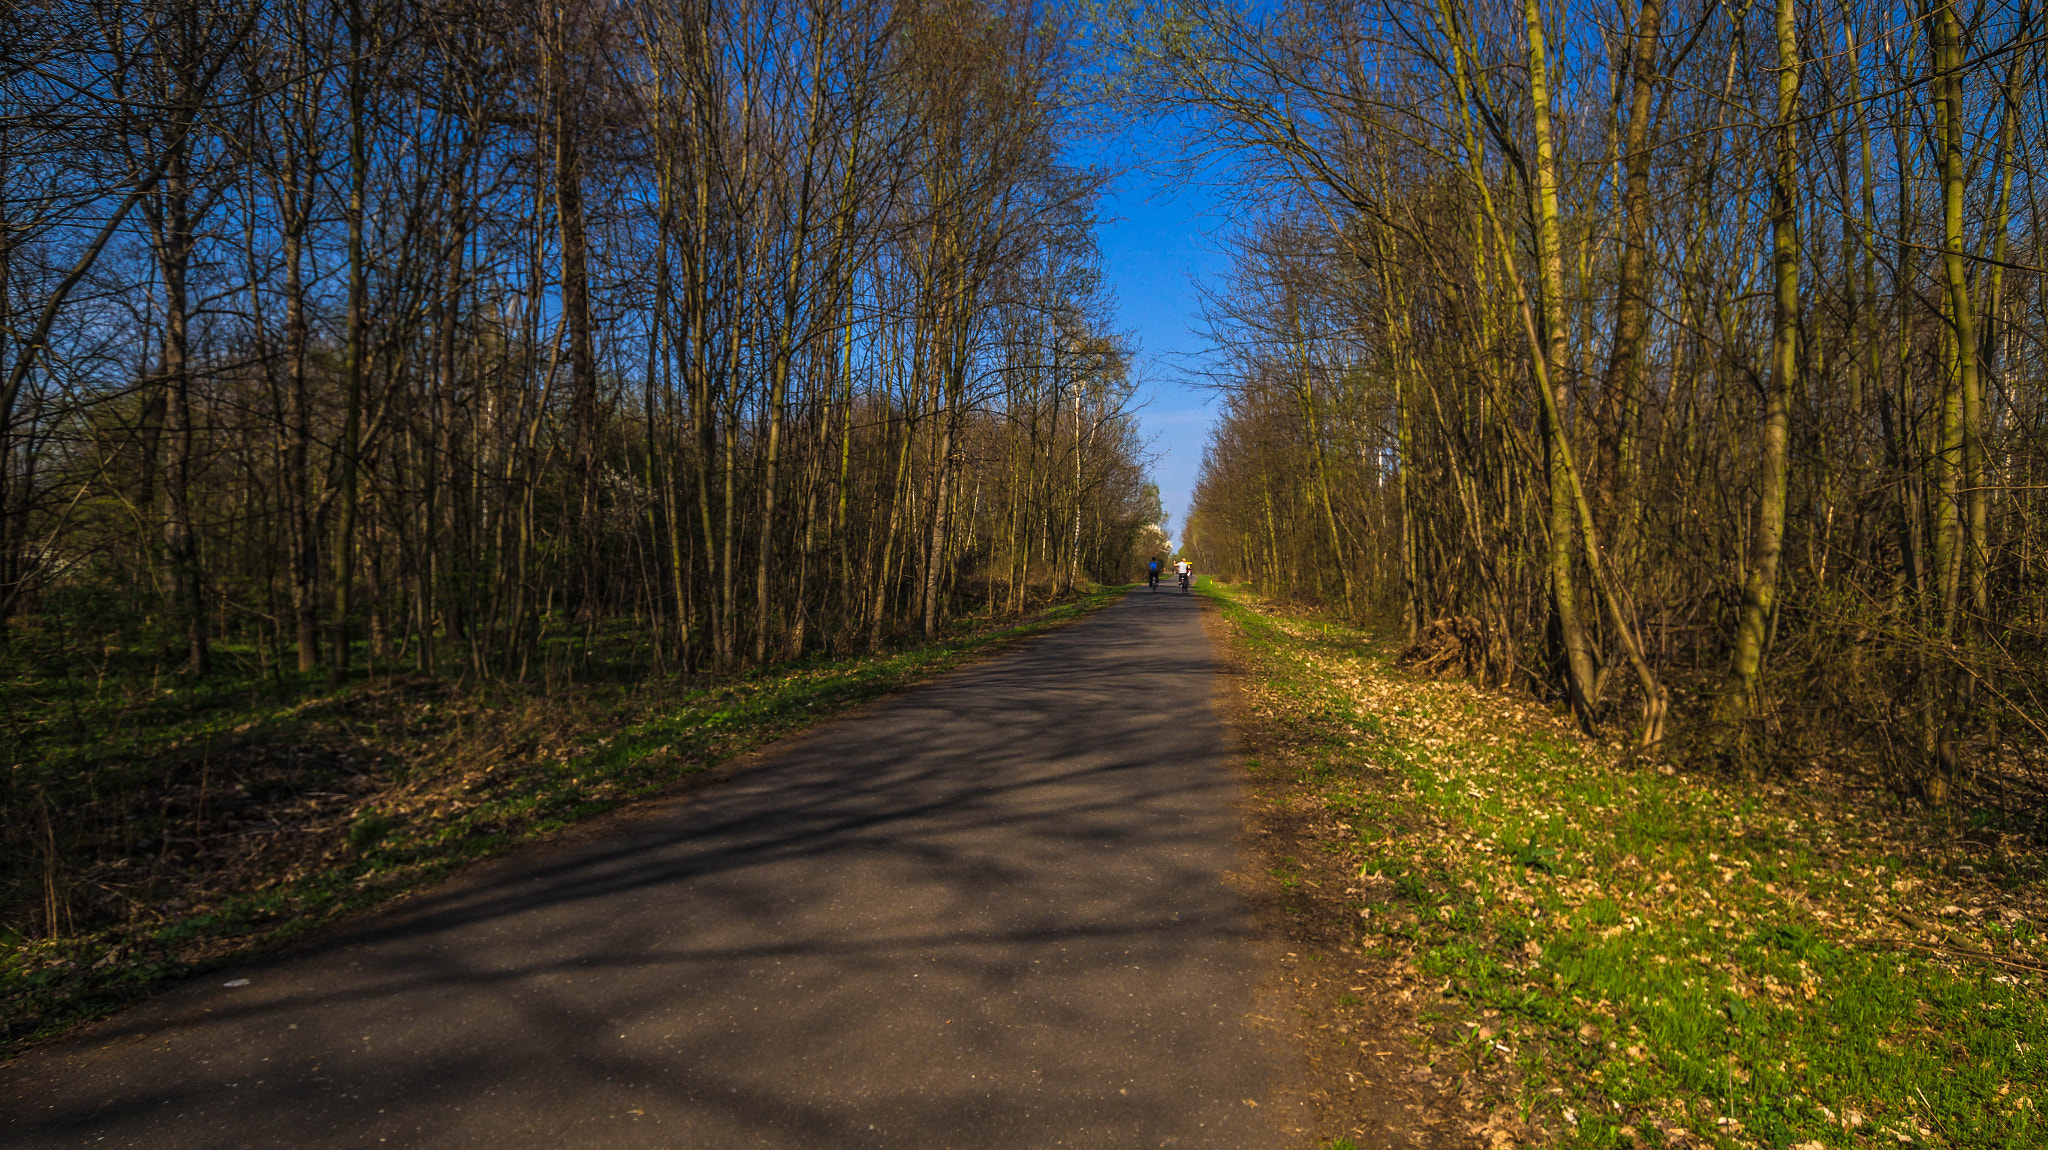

{"left": 1208, "top": 581, "right": 2046, "bottom": 1150}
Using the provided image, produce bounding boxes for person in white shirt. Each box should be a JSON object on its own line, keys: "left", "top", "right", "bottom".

{"left": 1173, "top": 559, "right": 1192, "bottom": 591}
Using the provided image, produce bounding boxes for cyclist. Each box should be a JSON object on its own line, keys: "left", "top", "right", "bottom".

{"left": 1174, "top": 558, "right": 1192, "bottom": 593}
{"left": 1147, "top": 557, "right": 1162, "bottom": 591}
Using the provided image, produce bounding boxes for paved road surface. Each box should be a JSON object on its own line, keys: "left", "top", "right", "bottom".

{"left": 3, "top": 589, "right": 1289, "bottom": 1148}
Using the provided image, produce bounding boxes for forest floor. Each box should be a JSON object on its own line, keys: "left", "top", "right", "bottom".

{"left": 1, "top": 587, "right": 1123, "bottom": 1060}
{"left": 1202, "top": 581, "right": 2048, "bottom": 1150}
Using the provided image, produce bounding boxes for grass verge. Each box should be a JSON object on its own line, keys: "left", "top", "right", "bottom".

{"left": 4, "top": 586, "right": 1125, "bottom": 1058}
{"left": 1203, "top": 581, "right": 2047, "bottom": 1150}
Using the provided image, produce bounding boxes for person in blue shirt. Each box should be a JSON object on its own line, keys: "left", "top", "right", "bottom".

{"left": 1147, "top": 558, "right": 1161, "bottom": 591}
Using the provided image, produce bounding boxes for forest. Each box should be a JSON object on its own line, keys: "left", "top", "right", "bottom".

{"left": 1, "top": 0, "right": 1163, "bottom": 682}
{"left": 1, "top": 0, "right": 1160, "bottom": 945}
{"left": 1159, "top": 0, "right": 2048, "bottom": 803}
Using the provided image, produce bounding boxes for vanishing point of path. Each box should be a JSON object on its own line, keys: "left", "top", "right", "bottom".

{"left": 3, "top": 590, "right": 1293, "bottom": 1148}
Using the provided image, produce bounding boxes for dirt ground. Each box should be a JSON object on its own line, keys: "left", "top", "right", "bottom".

{"left": 1205, "top": 605, "right": 1534, "bottom": 1150}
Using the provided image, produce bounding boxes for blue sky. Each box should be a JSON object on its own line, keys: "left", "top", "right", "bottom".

{"left": 1071, "top": 128, "right": 1234, "bottom": 548}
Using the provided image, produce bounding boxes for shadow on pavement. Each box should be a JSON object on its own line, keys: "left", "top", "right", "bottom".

{"left": 2, "top": 591, "right": 1288, "bottom": 1149}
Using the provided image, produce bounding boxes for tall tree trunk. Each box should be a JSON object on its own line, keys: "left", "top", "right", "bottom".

{"left": 924, "top": 289, "right": 967, "bottom": 638}
{"left": 331, "top": 0, "right": 368, "bottom": 677}
{"left": 756, "top": 25, "right": 827, "bottom": 662}
{"left": 0, "top": 120, "right": 16, "bottom": 642}
{"left": 1597, "top": 0, "right": 1662, "bottom": 562}
{"left": 159, "top": 100, "right": 209, "bottom": 679}
{"left": 1934, "top": 0, "right": 1985, "bottom": 639}
{"left": 1712, "top": 0, "right": 1801, "bottom": 739}
{"left": 282, "top": 19, "right": 319, "bottom": 671}
{"left": 1521, "top": 0, "right": 1597, "bottom": 728}
{"left": 552, "top": 11, "right": 600, "bottom": 621}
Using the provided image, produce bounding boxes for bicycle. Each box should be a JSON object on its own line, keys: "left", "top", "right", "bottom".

{"left": 1177, "top": 571, "right": 1191, "bottom": 593}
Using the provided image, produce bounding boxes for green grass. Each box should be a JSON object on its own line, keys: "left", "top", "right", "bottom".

{"left": 3, "top": 585, "right": 1127, "bottom": 1057}
{"left": 1203, "top": 579, "right": 2047, "bottom": 1149}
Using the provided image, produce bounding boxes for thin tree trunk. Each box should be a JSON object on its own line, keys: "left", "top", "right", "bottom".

{"left": 332, "top": 0, "right": 369, "bottom": 677}
{"left": 1520, "top": 0, "right": 1597, "bottom": 728}
{"left": 1711, "top": 0, "right": 1801, "bottom": 740}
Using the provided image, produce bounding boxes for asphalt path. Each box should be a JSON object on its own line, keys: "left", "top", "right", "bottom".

{"left": 2, "top": 587, "right": 1289, "bottom": 1148}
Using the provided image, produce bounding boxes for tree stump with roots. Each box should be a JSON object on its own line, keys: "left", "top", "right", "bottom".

{"left": 1396, "top": 616, "right": 1489, "bottom": 680}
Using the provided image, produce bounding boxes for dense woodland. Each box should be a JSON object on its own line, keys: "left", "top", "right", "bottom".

{"left": 1158, "top": 0, "right": 2048, "bottom": 800}
{"left": 0, "top": 0, "right": 1159, "bottom": 692}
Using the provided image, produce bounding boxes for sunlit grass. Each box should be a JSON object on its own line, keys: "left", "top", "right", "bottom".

{"left": 1203, "top": 579, "right": 2046, "bottom": 1150}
